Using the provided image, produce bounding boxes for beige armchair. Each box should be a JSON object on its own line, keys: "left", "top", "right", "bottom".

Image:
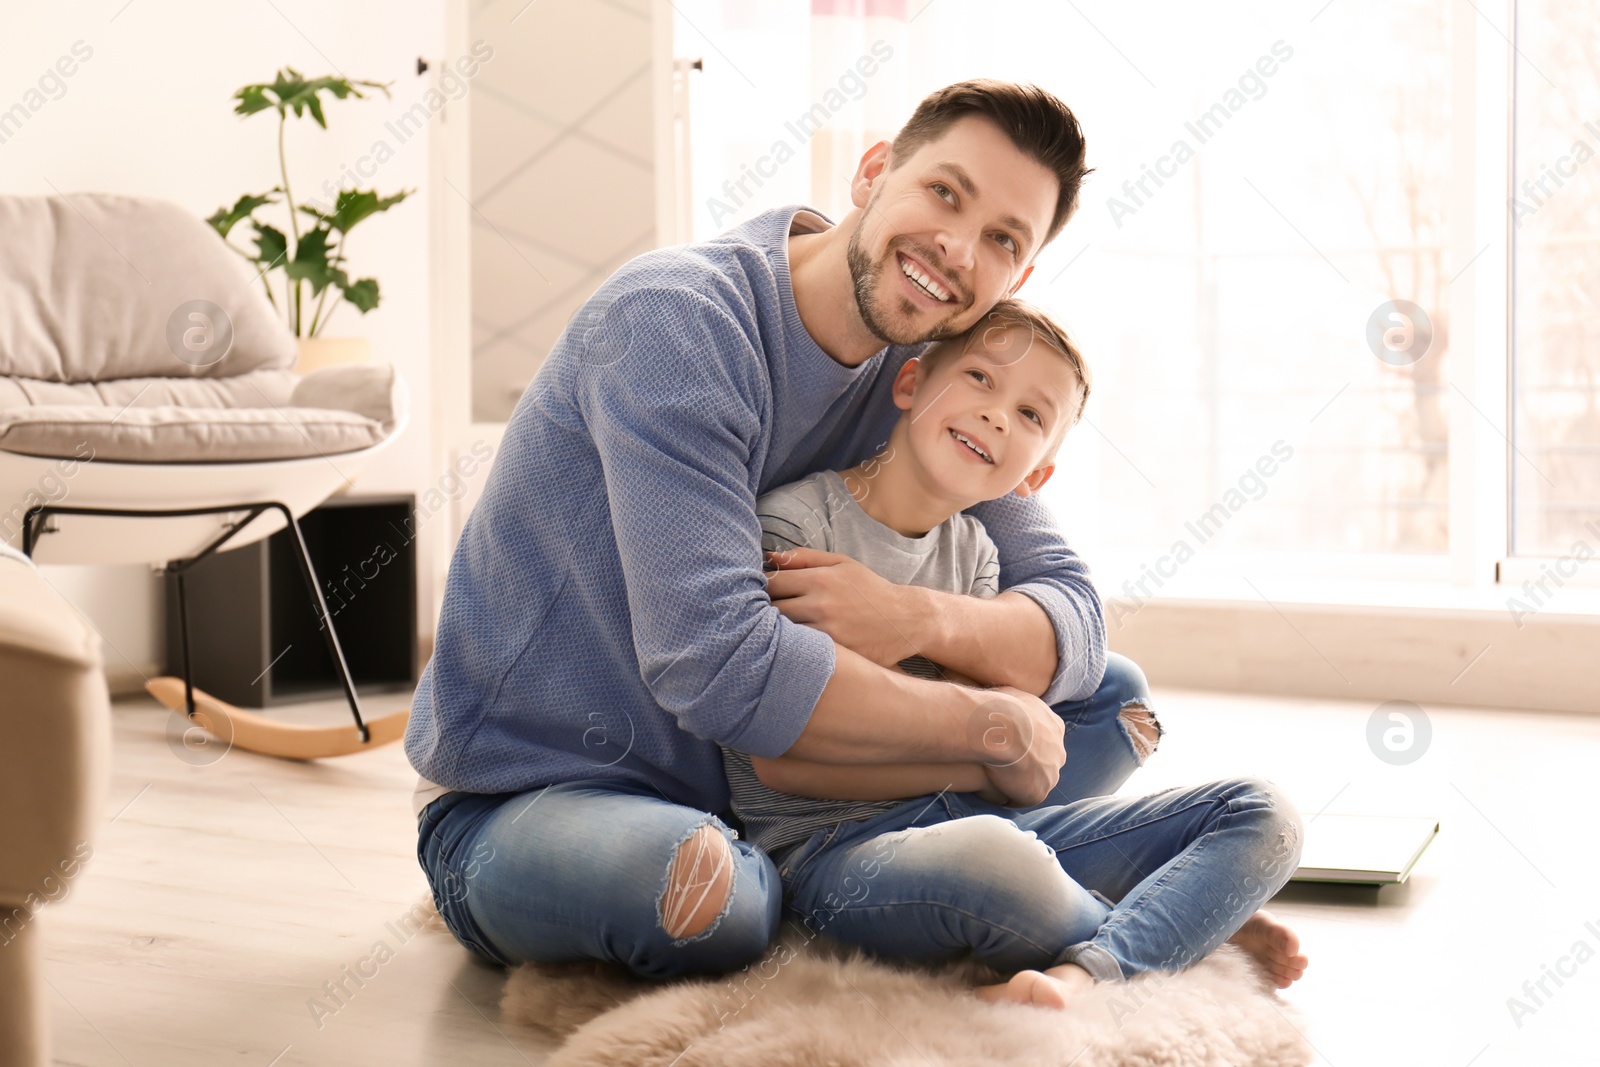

{"left": 0, "top": 541, "right": 111, "bottom": 1067}
{"left": 0, "top": 192, "right": 410, "bottom": 759}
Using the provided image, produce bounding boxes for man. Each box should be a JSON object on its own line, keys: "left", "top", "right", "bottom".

{"left": 405, "top": 79, "right": 1165, "bottom": 979}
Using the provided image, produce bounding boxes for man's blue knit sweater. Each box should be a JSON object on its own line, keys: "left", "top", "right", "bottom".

{"left": 403, "top": 205, "right": 1107, "bottom": 817}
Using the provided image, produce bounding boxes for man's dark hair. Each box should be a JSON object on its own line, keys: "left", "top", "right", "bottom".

{"left": 889, "top": 79, "right": 1093, "bottom": 249}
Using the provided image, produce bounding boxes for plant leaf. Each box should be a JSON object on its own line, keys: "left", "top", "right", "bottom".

{"left": 232, "top": 67, "right": 394, "bottom": 122}
{"left": 233, "top": 84, "right": 275, "bottom": 116}
{"left": 254, "top": 224, "right": 289, "bottom": 269}
{"left": 206, "top": 191, "right": 279, "bottom": 239}
{"left": 324, "top": 188, "right": 413, "bottom": 234}
{"left": 319, "top": 266, "right": 354, "bottom": 299}
{"left": 339, "top": 277, "right": 381, "bottom": 313}
{"left": 286, "top": 227, "right": 342, "bottom": 295}
{"left": 297, "top": 203, "right": 335, "bottom": 226}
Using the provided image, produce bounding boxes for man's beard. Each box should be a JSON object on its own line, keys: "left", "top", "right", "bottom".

{"left": 846, "top": 222, "right": 967, "bottom": 347}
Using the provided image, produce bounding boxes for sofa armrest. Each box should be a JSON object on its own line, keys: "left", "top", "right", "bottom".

{"left": 0, "top": 550, "right": 110, "bottom": 902}
{"left": 289, "top": 363, "right": 407, "bottom": 436}
{"left": 0, "top": 550, "right": 111, "bottom": 1067}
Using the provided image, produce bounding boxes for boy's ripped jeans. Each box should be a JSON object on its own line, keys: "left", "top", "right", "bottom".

{"left": 778, "top": 775, "right": 1302, "bottom": 981}
{"left": 416, "top": 654, "right": 1270, "bottom": 979}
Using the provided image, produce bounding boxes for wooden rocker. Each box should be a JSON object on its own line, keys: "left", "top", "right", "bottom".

{"left": 145, "top": 683, "right": 409, "bottom": 762}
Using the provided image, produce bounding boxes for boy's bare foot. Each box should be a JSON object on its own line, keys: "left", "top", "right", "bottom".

{"left": 1228, "top": 909, "right": 1309, "bottom": 988}
{"left": 973, "top": 962, "right": 1095, "bottom": 1010}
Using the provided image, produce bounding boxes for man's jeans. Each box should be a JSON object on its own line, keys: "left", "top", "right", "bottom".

{"left": 417, "top": 654, "right": 1298, "bottom": 979}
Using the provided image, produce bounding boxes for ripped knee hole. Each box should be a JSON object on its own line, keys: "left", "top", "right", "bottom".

{"left": 1119, "top": 702, "right": 1161, "bottom": 762}
{"left": 660, "top": 823, "right": 734, "bottom": 940}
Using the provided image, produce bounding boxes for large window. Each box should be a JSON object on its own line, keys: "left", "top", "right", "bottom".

{"left": 1043, "top": 1, "right": 1457, "bottom": 566}
{"left": 680, "top": 0, "right": 1598, "bottom": 597}
{"left": 1512, "top": 0, "right": 1600, "bottom": 560}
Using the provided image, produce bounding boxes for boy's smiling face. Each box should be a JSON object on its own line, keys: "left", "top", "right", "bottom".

{"left": 891, "top": 323, "right": 1081, "bottom": 504}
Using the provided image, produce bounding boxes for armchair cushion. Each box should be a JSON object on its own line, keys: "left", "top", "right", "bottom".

{"left": 0, "top": 403, "right": 387, "bottom": 463}
{"left": 0, "top": 368, "right": 298, "bottom": 411}
{"left": 289, "top": 362, "right": 406, "bottom": 434}
{"left": 0, "top": 364, "right": 403, "bottom": 464}
{"left": 0, "top": 193, "right": 296, "bottom": 383}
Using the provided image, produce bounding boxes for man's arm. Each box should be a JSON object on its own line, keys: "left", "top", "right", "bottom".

{"left": 746, "top": 660, "right": 1011, "bottom": 804}
{"left": 776, "top": 640, "right": 1066, "bottom": 807}
{"left": 907, "top": 520, "right": 1056, "bottom": 694}
{"left": 764, "top": 548, "right": 1064, "bottom": 700}
{"left": 763, "top": 526, "right": 1080, "bottom": 699}
{"left": 749, "top": 752, "right": 1002, "bottom": 803}
{"left": 900, "top": 588, "right": 1059, "bottom": 698}
{"left": 578, "top": 286, "right": 837, "bottom": 758}
{"left": 956, "top": 491, "right": 1106, "bottom": 704}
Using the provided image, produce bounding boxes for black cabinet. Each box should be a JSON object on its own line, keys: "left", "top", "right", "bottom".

{"left": 163, "top": 494, "right": 417, "bottom": 707}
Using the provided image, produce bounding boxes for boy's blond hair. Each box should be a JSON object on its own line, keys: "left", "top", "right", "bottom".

{"left": 919, "top": 300, "right": 1090, "bottom": 455}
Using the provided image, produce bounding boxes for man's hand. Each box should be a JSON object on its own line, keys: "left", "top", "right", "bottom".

{"left": 973, "top": 781, "right": 1013, "bottom": 805}
{"left": 764, "top": 546, "right": 926, "bottom": 668}
{"left": 965, "top": 684, "right": 1066, "bottom": 807}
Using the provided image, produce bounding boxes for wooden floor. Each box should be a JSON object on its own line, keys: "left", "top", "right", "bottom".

{"left": 39, "top": 685, "right": 1600, "bottom": 1065}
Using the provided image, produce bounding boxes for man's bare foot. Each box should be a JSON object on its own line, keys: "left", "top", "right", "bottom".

{"left": 1228, "top": 909, "right": 1309, "bottom": 988}
{"left": 973, "top": 962, "right": 1095, "bottom": 1010}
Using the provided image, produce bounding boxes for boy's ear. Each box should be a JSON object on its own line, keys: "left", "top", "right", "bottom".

{"left": 1006, "top": 261, "right": 1036, "bottom": 297}
{"left": 891, "top": 355, "right": 922, "bottom": 412}
{"left": 1012, "top": 462, "right": 1055, "bottom": 498}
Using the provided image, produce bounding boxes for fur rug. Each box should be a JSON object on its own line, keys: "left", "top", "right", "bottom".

{"left": 496, "top": 916, "right": 1313, "bottom": 1067}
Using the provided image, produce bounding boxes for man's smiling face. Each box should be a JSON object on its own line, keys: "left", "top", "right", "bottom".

{"left": 845, "top": 115, "right": 1059, "bottom": 347}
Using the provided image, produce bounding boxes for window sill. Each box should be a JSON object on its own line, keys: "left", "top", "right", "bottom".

{"left": 1103, "top": 574, "right": 1600, "bottom": 623}
{"left": 1103, "top": 583, "right": 1599, "bottom": 715}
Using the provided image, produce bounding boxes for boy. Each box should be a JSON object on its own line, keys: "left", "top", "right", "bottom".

{"left": 721, "top": 299, "right": 1308, "bottom": 1009}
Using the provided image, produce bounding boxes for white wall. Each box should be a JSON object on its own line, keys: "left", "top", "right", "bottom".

{"left": 467, "top": 0, "right": 655, "bottom": 423}
{"left": 2, "top": 1, "right": 448, "bottom": 686}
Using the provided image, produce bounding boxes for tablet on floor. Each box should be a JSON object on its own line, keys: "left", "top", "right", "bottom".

{"left": 1290, "top": 813, "right": 1440, "bottom": 885}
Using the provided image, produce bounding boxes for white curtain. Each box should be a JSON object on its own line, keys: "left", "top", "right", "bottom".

{"left": 681, "top": 0, "right": 915, "bottom": 236}
{"left": 803, "top": 0, "right": 914, "bottom": 221}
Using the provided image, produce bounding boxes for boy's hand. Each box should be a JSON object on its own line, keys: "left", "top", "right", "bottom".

{"left": 763, "top": 546, "right": 924, "bottom": 668}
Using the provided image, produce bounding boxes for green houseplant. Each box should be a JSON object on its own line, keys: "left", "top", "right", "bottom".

{"left": 207, "top": 68, "right": 413, "bottom": 348}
